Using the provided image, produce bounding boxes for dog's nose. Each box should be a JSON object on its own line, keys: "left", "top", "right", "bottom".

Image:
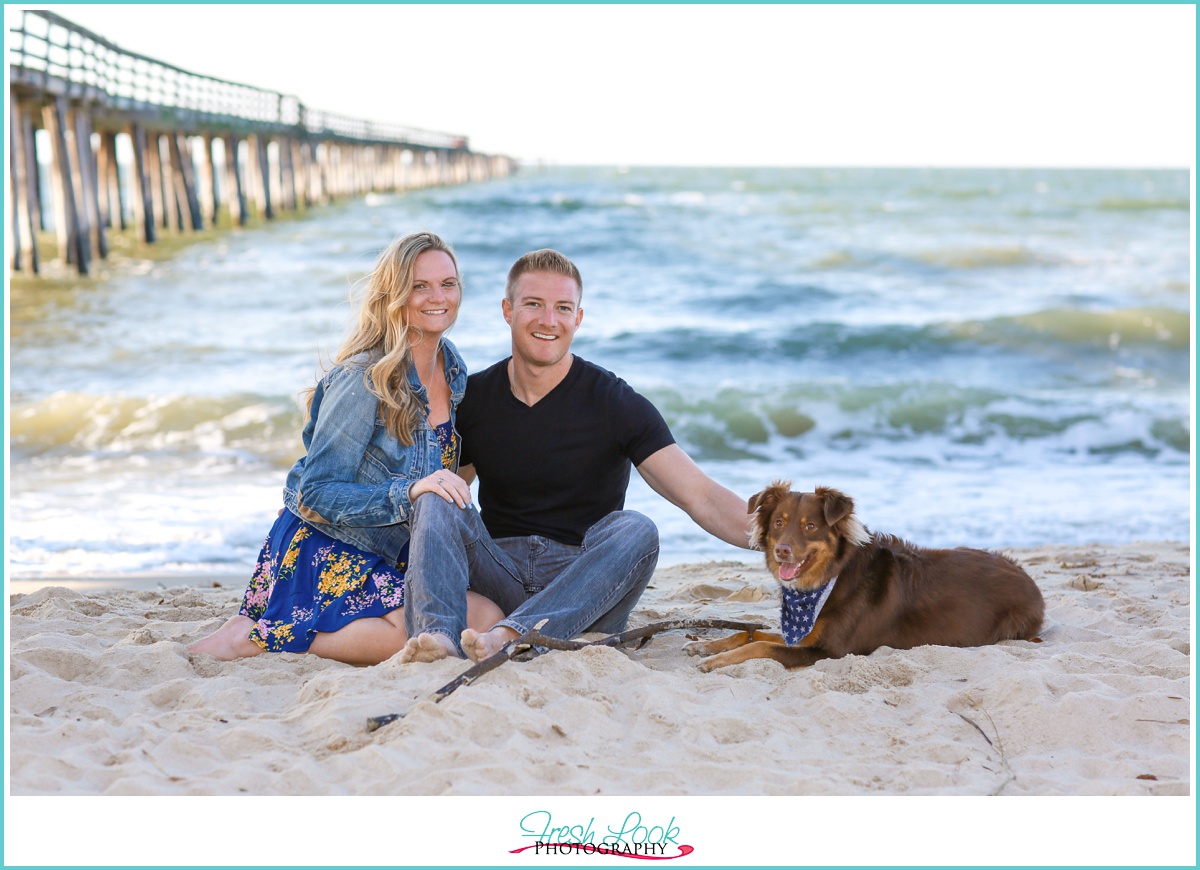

{"left": 774, "top": 544, "right": 793, "bottom": 562}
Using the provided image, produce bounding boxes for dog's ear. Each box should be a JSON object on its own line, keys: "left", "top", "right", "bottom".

{"left": 815, "top": 486, "right": 854, "bottom": 527}
{"left": 747, "top": 480, "right": 791, "bottom": 550}
{"left": 747, "top": 480, "right": 792, "bottom": 516}
{"left": 815, "top": 486, "right": 871, "bottom": 547}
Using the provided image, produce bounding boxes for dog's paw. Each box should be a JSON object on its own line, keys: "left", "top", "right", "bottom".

{"left": 683, "top": 639, "right": 719, "bottom": 657}
{"left": 696, "top": 656, "right": 720, "bottom": 673}
{"left": 697, "top": 651, "right": 741, "bottom": 673}
{"left": 696, "top": 647, "right": 754, "bottom": 672}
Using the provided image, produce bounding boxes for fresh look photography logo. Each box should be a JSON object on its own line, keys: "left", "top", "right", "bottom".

{"left": 511, "top": 810, "right": 694, "bottom": 859}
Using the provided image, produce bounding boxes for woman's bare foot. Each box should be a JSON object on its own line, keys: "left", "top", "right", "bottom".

{"left": 188, "top": 615, "right": 264, "bottom": 661}
{"left": 460, "top": 626, "right": 520, "bottom": 663}
{"left": 397, "top": 632, "right": 460, "bottom": 664}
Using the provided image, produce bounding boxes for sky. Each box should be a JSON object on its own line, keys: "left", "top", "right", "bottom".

{"left": 11, "top": 3, "right": 1198, "bottom": 168}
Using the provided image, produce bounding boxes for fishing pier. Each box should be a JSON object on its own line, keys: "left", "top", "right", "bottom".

{"left": 7, "top": 10, "right": 517, "bottom": 276}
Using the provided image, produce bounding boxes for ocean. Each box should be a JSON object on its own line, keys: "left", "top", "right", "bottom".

{"left": 7, "top": 166, "right": 1193, "bottom": 583}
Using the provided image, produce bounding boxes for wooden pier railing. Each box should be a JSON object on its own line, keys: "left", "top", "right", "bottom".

{"left": 7, "top": 10, "right": 517, "bottom": 276}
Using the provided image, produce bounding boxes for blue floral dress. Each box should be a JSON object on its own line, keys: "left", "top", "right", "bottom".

{"left": 239, "top": 420, "right": 458, "bottom": 653}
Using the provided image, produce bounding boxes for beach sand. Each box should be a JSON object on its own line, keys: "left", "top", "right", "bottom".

{"left": 8, "top": 541, "right": 1191, "bottom": 800}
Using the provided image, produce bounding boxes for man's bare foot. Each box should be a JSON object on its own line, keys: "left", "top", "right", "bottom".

{"left": 461, "top": 626, "right": 520, "bottom": 663}
{"left": 188, "top": 615, "right": 264, "bottom": 661}
{"left": 397, "top": 632, "right": 460, "bottom": 664}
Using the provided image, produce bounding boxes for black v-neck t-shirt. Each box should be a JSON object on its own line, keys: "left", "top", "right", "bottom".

{"left": 457, "top": 355, "right": 675, "bottom": 546}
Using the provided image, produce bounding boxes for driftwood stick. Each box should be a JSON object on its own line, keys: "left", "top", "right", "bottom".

{"left": 427, "top": 618, "right": 763, "bottom": 704}
{"left": 581, "top": 618, "right": 764, "bottom": 650}
{"left": 365, "top": 617, "right": 764, "bottom": 732}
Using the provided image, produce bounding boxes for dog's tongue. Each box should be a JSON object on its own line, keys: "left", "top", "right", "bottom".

{"left": 778, "top": 562, "right": 800, "bottom": 581}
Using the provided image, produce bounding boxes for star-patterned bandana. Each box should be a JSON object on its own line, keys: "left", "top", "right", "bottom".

{"left": 780, "top": 577, "right": 837, "bottom": 646}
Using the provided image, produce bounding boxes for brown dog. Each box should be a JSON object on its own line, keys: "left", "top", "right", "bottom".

{"left": 685, "top": 481, "right": 1044, "bottom": 671}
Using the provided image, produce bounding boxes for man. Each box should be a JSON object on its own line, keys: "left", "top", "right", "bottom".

{"left": 398, "top": 249, "right": 751, "bottom": 664}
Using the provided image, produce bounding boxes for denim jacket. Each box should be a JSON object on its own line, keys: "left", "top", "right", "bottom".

{"left": 282, "top": 339, "right": 468, "bottom": 566}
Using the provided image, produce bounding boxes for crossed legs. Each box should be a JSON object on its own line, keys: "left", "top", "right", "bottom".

{"left": 401, "top": 494, "right": 661, "bottom": 663}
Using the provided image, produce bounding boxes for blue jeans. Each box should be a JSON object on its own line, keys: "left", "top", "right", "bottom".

{"left": 403, "top": 495, "right": 660, "bottom": 654}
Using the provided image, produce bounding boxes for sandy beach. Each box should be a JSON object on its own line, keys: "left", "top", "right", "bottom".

{"left": 4, "top": 540, "right": 1195, "bottom": 864}
{"left": 6, "top": 540, "right": 1195, "bottom": 863}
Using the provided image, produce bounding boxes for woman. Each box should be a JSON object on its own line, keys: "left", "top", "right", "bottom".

{"left": 189, "top": 231, "right": 501, "bottom": 664}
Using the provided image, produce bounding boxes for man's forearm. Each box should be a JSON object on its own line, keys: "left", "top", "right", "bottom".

{"left": 691, "top": 482, "right": 755, "bottom": 549}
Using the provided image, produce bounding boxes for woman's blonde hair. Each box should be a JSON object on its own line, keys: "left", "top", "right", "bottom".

{"left": 310, "top": 231, "right": 461, "bottom": 445}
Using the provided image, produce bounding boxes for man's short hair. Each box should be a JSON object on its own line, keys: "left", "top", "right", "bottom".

{"left": 505, "top": 249, "right": 583, "bottom": 303}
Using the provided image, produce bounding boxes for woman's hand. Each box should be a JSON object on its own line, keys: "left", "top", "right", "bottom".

{"left": 409, "top": 470, "right": 472, "bottom": 509}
